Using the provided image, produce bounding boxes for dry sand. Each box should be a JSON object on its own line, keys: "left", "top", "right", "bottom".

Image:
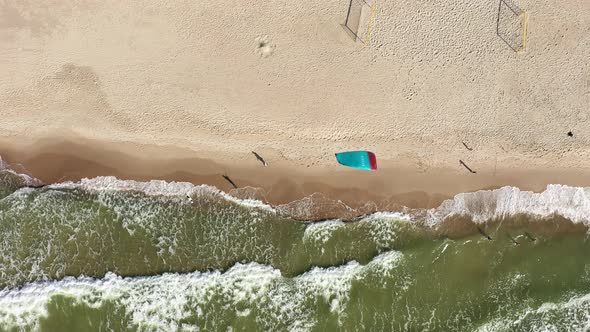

{"left": 0, "top": 0, "right": 589, "bottom": 209}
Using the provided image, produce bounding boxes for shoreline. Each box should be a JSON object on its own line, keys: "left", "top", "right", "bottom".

{"left": 1, "top": 0, "right": 588, "bottom": 221}
{"left": 4, "top": 135, "right": 590, "bottom": 214}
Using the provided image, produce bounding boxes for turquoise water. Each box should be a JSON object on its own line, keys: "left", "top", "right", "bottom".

{"left": 1, "top": 169, "right": 590, "bottom": 331}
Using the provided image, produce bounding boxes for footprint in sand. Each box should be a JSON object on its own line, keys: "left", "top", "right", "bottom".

{"left": 255, "top": 35, "right": 274, "bottom": 58}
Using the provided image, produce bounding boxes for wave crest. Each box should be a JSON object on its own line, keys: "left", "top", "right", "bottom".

{"left": 2, "top": 156, "right": 590, "bottom": 227}
{"left": 425, "top": 185, "right": 590, "bottom": 227}
{"left": 0, "top": 156, "right": 43, "bottom": 189}
{"left": 49, "top": 176, "right": 274, "bottom": 211}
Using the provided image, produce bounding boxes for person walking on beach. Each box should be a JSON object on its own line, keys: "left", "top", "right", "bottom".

{"left": 252, "top": 151, "right": 268, "bottom": 167}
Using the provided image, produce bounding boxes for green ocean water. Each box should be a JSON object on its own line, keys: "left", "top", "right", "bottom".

{"left": 1, "top": 170, "right": 590, "bottom": 331}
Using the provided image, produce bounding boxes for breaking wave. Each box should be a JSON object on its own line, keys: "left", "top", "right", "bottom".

{"left": 2, "top": 153, "right": 590, "bottom": 227}
{"left": 2, "top": 154, "right": 590, "bottom": 228}
{"left": 2, "top": 161, "right": 590, "bottom": 331}
{"left": 49, "top": 176, "right": 274, "bottom": 211}
{"left": 26, "top": 176, "right": 590, "bottom": 228}
{"left": 0, "top": 156, "right": 43, "bottom": 190}
{"left": 425, "top": 185, "right": 590, "bottom": 227}
{"left": 0, "top": 252, "right": 405, "bottom": 331}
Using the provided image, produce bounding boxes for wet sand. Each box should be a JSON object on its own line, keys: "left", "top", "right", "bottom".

{"left": 1, "top": 1, "right": 589, "bottom": 200}
{"left": 4, "top": 135, "right": 590, "bottom": 216}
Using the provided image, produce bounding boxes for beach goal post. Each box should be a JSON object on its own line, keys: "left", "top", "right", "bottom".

{"left": 496, "top": 0, "right": 527, "bottom": 52}
{"left": 343, "top": 0, "right": 376, "bottom": 44}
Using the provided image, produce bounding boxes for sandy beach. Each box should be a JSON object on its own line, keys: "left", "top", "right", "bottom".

{"left": 5, "top": 135, "right": 590, "bottom": 219}
{"left": 1, "top": 0, "right": 589, "bottom": 210}
{"left": 4, "top": 2, "right": 590, "bottom": 329}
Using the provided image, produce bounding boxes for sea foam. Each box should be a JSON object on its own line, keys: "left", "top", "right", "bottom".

{"left": 425, "top": 185, "right": 590, "bottom": 226}
{"left": 48, "top": 177, "right": 590, "bottom": 227}
{"left": 0, "top": 251, "right": 405, "bottom": 331}
{"left": 3, "top": 159, "right": 590, "bottom": 227}
{"left": 0, "top": 156, "right": 43, "bottom": 188}
{"left": 49, "top": 176, "right": 274, "bottom": 212}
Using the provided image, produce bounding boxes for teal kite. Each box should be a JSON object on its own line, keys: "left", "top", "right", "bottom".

{"left": 335, "top": 151, "right": 377, "bottom": 171}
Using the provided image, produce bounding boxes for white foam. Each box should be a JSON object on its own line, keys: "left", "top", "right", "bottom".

{"left": 364, "top": 251, "right": 405, "bottom": 278}
{"left": 0, "top": 251, "right": 404, "bottom": 331}
{"left": 363, "top": 211, "right": 412, "bottom": 221}
{"left": 425, "top": 185, "right": 590, "bottom": 226}
{"left": 0, "top": 156, "right": 8, "bottom": 170}
{"left": 355, "top": 212, "right": 413, "bottom": 249}
{"left": 477, "top": 292, "right": 590, "bottom": 332}
{"left": 0, "top": 156, "right": 43, "bottom": 188}
{"left": 5, "top": 155, "right": 590, "bottom": 227}
{"left": 303, "top": 220, "right": 345, "bottom": 249}
{"left": 41, "top": 180, "right": 590, "bottom": 226}
{"left": 431, "top": 242, "right": 450, "bottom": 264}
{"left": 49, "top": 176, "right": 274, "bottom": 212}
